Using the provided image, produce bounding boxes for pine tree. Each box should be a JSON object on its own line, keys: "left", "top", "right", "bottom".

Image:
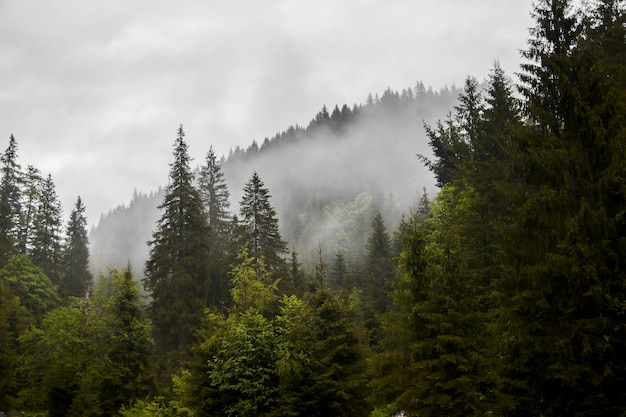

{"left": 376, "top": 187, "right": 506, "bottom": 416}
{"left": 501, "top": 1, "right": 626, "bottom": 414}
{"left": 313, "top": 243, "right": 328, "bottom": 291}
{"left": 0, "top": 135, "right": 21, "bottom": 265}
{"left": 330, "top": 248, "right": 348, "bottom": 289}
{"left": 97, "top": 266, "right": 154, "bottom": 414}
{"left": 298, "top": 289, "right": 371, "bottom": 417}
{"left": 518, "top": 0, "right": 580, "bottom": 135}
{"left": 0, "top": 275, "right": 19, "bottom": 410}
{"left": 374, "top": 68, "right": 522, "bottom": 417}
{"left": 229, "top": 244, "right": 279, "bottom": 317}
{"left": 206, "top": 308, "right": 279, "bottom": 417}
{"left": 363, "top": 212, "right": 394, "bottom": 314}
{"left": 287, "top": 248, "right": 306, "bottom": 296}
{"left": 239, "top": 171, "right": 288, "bottom": 277}
{"left": 453, "top": 76, "right": 484, "bottom": 148}
{"left": 198, "top": 146, "right": 233, "bottom": 309}
{"left": 16, "top": 165, "right": 42, "bottom": 255}
{"left": 30, "top": 174, "right": 63, "bottom": 286}
{"left": 62, "top": 196, "right": 93, "bottom": 298}
{"left": 367, "top": 203, "right": 429, "bottom": 416}
{"left": 144, "top": 125, "right": 210, "bottom": 375}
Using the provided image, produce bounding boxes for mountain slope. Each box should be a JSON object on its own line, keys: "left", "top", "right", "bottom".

{"left": 89, "top": 84, "right": 459, "bottom": 277}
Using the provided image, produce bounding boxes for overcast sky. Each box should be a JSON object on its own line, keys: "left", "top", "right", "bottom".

{"left": 0, "top": 0, "right": 534, "bottom": 225}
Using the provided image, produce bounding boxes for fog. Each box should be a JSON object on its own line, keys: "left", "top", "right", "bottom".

{"left": 0, "top": 0, "right": 534, "bottom": 225}
{"left": 89, "top": 85, "right": 459, "bottom": 276}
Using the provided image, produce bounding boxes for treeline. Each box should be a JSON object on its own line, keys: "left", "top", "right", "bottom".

{"left": 88, "top": 79, "right": 456, "bottom": 282}
{"left": 226, "top": 81, "right": 456, "bottom": 162}
{"left": 0, "top": 135, "right": 97, "bottom": 413}
{"left": 0, "top": 135, "right": 93, "bottom": 298}
{"left": 371, "top": 1, "right": 626, "bottom": 416}
{"left": 1, "top": 0, "right": 626, "bottom": 416}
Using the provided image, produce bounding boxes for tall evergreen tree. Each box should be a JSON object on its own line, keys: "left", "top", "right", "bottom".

{"left": 144, "top": 125, "right": 210, "bottom": 375}
{"left": 363, "top": 212, "right": 394, "bottom": 314}
{"left": 501, "top": 1, "right": 626, "bottom": 415}
{"left": 198, "top": 146, "right": 232, "bottom": 309}
{"left": 30, "top": 174, "right": 63, "bottom": 286}
{"left": 16, "top": 165, "right": 42, "bottom": 255}
{"left": 0, "top": 135, "right": 21, "bottom": 265}
{"left": 420, "top": 76, "right": 486, "bottom": 188}
{"left": 287, "top": 247, "right": 306, "bottom": 296}
{"left": 297, "top": 288, "right": 372, "bottom": 417}
{"left": 239, "top": 171, "right": 288, "bottom": 277}
{"left": 0, "top": 275, "right": 19, "bottom": 410}
{"left": 372, "top": 187, "right": 508, "bottom": 417}
{"left": 17, "top": 269, "right": 154, "bottom": 416}
{"left": 96, "top": 266, "right": 154, "bottom": 414}
{"left": 62, "top": 196, "right": 93, "bottom": 298}
{"left": 330, "top": 248, "right": 348, "bottom": 289}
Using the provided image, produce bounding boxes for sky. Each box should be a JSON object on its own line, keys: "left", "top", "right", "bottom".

{"left": 0, "top": 0, "right": 535, "bottom": 225}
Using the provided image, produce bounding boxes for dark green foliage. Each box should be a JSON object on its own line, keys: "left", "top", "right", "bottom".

{"left": 0, "top": 135, "right": 21, "bottom": 265}
{"left": 364, "top": 212, "right": 394, "bottom": 314}
{"left": 290, "top": 289, "right": 371, "bottom": 417}
{"left": 95, "top": 266, "right": 155, "bottom": 414}
{"left": 0, "top": 267, "right": 26, "bottom": 411}
{"left": 330, "top": 248, "right": 348, "bottom": 288}
{"left": 17, "top": 301, "right": 103, "bottom": 415}
{"left": 176, "top": 259, "right": 370, "bottom": 417}
{"left": 144, "top": 125, "right": 210, "bottom": 376}
{"left": 30, "top": 174, "right": 63, "bottom": 286}
{"left": 3, "top": 3, "right": 626, "bottom": 414}
{"left": 207, "top": 308, "right": 279, "bottom": 417}
{"left": 0, "top": 254, "right": 60, "bottom": 320}
{"left": 16, "top": 165, "right": 42, "bottom": 255}
{"left": 286, "top": 248, "right": 307, "bottom": 296}
{"left": 62, "top": 196, "right": 93, "bottom": 298}
{"left": 368, "top": 203, "right": 429, "bottom": 415}
{"left": 239, "top": 171, "right": 288, "bottom": 277}
{"left": 198, "top": 146, "right": 233, "bottom": 309}
{"left": 17, "top": 267, "right": 154, "bottom": 416}
{"left": 420, "top": 77, "right": 483, "bottom": 187}
{"left": 499, "top": 1, "right": 626, "bottom": 415}
{"left": 229, "top": 244, "right": 280, "bottom": 317}
{"left": 373, "top": 187, "right": 507, "bottom": 417}
{"left": 313, "top": 243, "right": 328, "bottom": 291}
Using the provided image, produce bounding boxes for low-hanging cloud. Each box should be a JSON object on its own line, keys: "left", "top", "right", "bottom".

{"left": 0, "top": 0, "right": 534, "bottom": 224}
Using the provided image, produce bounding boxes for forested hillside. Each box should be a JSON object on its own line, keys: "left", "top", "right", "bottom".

{"left": 89, "top": 83, "right": 459, "bottom": 278}
{"left": 1, "top": 1, "right": 625, "bottom": 416}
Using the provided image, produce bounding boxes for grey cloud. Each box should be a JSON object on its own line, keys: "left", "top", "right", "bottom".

{"left": 0, "top": 0, "right": 534, "bottom": 224}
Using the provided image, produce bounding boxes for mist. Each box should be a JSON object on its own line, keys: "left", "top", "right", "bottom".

{"left": 89, "top": 84, "right": 458, "bottom": 277}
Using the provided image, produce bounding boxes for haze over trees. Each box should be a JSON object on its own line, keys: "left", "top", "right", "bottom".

{"left": 1, "top": 1, "right": 625, "bottom": 415}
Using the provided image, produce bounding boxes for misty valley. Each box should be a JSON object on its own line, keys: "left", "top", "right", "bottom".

{"left": 1, "top": 1, "right": 626, "bottom": 416}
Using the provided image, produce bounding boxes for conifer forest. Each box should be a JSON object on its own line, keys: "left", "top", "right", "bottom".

{"left": 1, "top": 1, "right": 626, "bottom": 416}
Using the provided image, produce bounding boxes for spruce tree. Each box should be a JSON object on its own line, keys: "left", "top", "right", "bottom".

{"left": 287, "top": 248, "right": 306, "bottom": 296}
{"left": 372, "top": 67, "right": 522, "bottom": 417}
{"left": 368, "top": 195, "right": 432, "bottom": 415}
{"left": 363, "top": 212, "right": 394, "bottom": 314}
{"left": 239, "top": 171, "right": 288, "bottom": 277}
{"left": 420, "top": 76, "right": 487, "bottom": 188}
{"left": 298, "top": 288, "right": 371, "bottom": 417}
{"left": 30, "top": 174, "right": 63, "bottom": 286}
{"left": 0, "top": 135, "right": 21, "bottom": 265}
{"left": 62, "top": 196, "right": 93, "bottom": 298}
{"left": 16, "top": 165, "right": 42, "bottom": 255}
{"left": 144, "top": 125, "right": 210, "bottom": 375}
{"left": 501, "top": 1, "right": 626, "bottom": 415}
{"left": 198, "top": 146, "right": 232, "bottom": 309}
{"left": 0, "top": 275, "right": 18, "bottom": 410}
{"left": 97, "top": 266, "right": 154, "bottom": 414}
{"left": 330, "top": 248, "right": 348, "bottom": 289}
